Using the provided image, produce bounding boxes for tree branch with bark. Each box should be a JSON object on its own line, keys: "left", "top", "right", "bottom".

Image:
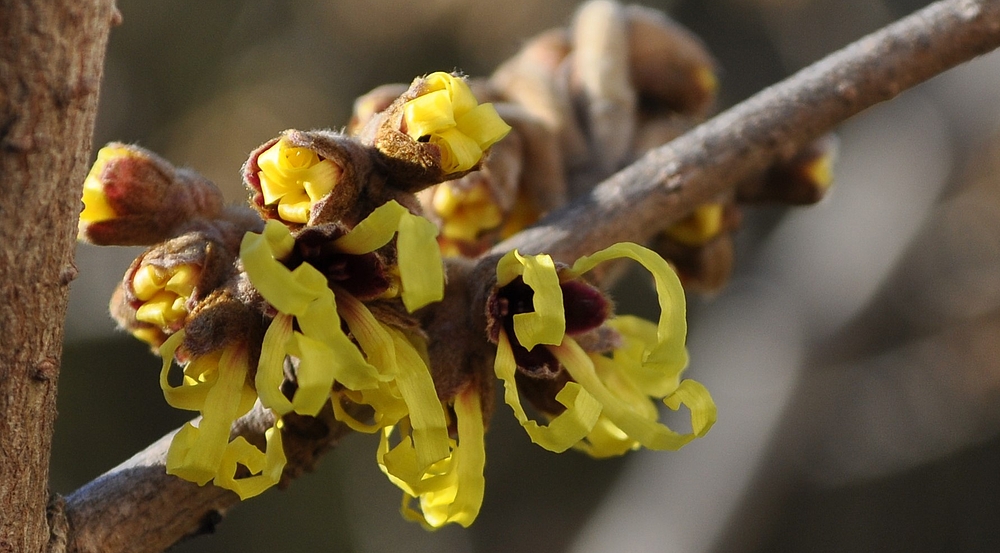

{"left": 2, "top": 0, "right": 999, "bottom": 552}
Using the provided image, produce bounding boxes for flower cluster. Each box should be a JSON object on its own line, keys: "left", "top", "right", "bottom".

{"left": 488, "top": 244, "right": 715, "bottom": 456}
{"left": 79, "top": 1, "right": 740, "bottom": 532}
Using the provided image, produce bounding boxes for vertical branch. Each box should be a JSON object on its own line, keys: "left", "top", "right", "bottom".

{"left": 0, "top": 1, "right": 115, "bottom": 551}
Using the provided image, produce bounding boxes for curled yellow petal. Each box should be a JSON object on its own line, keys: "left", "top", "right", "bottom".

{"left": 552, "top": 338, "right": 696, "bottom": 451}
{"left": 130, "top": 262, "right": 199, "bottom": 339}
{"left": 494, "top": 331, "right": 602, "bottom": 452}
{"left": 332, "top": 385, "right": 406, "bottom": 434}
{"left": 332, "top": 200, "right": 443, "bottom": 312}
{"left": 214, "top": 420, "right": 287, "bottom": 500}
{"left": 240, "top": 220, "right": 319, "bottom": 316}
{"left": 255, "top": 313, "right": 295, "bottom": 415}
{"left": 384, "top": 327, "right": 451, "bottom": 471}
{"left": 566, "top": 242, "right": 689, "bottom": 378}
{"left": 380, "top": 388, "right": 486, "bottom": 529}
{"left": 256, "top": 138, "right": 342, "bottom": 224}
{"left": 664, "top": 379, "right": 717, "bottom": 438}
{"left": 414, "top": 388, "right": 486, "bottom": 529}
{"left": 333, "top": 200, "right": 409, "bottom": 254}
{"left": 296, "top": 285, "right": 383, "bottom": 393}
{"left": 396, "top": 211, "right": 444, "bottom": 312}
{"left": 432, "top": 127, "right": 483, "bottom": 174}
{"left": 495, "top": 250, "right": 566, "bottom": 349}
{"left": 165, "top": 344, "right": 257, "bottom": 485}
{"left": 402, "top": 72, "right": 511, "bottom": 173}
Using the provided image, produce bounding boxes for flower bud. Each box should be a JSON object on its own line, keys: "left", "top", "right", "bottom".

{"left": 347, "top": 83, "right": 408, "bottom": 136}
{"left": 737, "top": 135, "right": 838, "bottom": 205}
{"left": 78, "top": 144, "right": 225, "bottom": 245}
{"left": 366, "top": 72, "right": 511, "bottom": 191}
{"left": 114, "top": 232, "right": 238, "bottom": 349}
{"left": 244, "top": 130, "right": 374, "bottom": 228}
{"left": 624, "top": 4, "right": 718, "bottom": 116}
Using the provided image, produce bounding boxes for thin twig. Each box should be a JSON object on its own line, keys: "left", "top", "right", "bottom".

{"left": 495, "top": 0, "right": 1000, "bottom": 261}
{"left": 62, "top": 1, "right": 1000, "bottom": 551}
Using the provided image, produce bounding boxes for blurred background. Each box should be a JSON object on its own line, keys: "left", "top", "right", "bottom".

{"left": 55, "top": 0, "right": 1000, "bottom": 551}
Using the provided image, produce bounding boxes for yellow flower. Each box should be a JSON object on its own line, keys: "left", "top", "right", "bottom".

{"left": 239, "top": 201, "right": 486, "bottom": 527}
{"left": 492, "top": 243, "right": 716, "bottom": 456}
{"left": 431, "top": 180, "right": 503, "bottom": 245}
{"left": 664, "top": 203, "right": 724, "bottom": 246}
{"left": 256, "top": 137, "right": 343, "bottom": 224}
{"left": 379, "top": 386, "right": 486, "bottom": 529}
{"left": 130, "top": 263, "right": 199, "bottom": 345}
{"left": 158, "top": 332, "right": 286, "bottom": 499}
{"left": 403, "top": 72, "right": 512, "bottom": 173}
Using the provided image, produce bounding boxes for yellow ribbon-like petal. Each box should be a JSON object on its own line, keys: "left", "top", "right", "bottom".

{"left": 494, "top": 331, "right": 602, "bottom": 452}
{"left": 240, "top": 221, "right": 315, "bottom": 316}
{"left": 495, "top": 250, "right": 566, "bottom": 349}
{"left": 551, "top": 338, "right": 699, "bottom": 451}
{"left": 214, "top": 420, "right": 288, "bottom": 500}
{"left": 332, "top": 200, "right": 444, "bottom": 312}
{"left": 165, "top": 344, "right": 257, "bottom": 485}
{"left": 565, "top": 242, "right": 689, "bottom": 379}
{"left": 410, "top": 388, "right": 486, "bottom": 529}
{"left": 396, "top": 211, "right": 444, "bottom": 312}
{"left": 255, "top": 313, "right": 295, "bottom": 415}
{"left": 664, "top": 379, "right": 717, "bottom": 438}
{"left": 385, "top": 327, "right": 451, "bottom": 471}
{"left": 379, "top": 388, "right": 487, "bottom": 529}
{"left": 492, "top": 242, "right": 715, "bottom": 456}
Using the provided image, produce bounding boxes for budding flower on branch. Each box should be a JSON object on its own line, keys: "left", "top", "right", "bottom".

{"left": 78, "top": 143, "right": 225, "bottom": 246}
{"left": 487, "top": 244, "right": 716, "bottom": 456}
{"left": 75, "top": 0, "right": 814, "bottom": 532}
{"left": 401, "top": 72, "right": 512, "bottom": 174}
{"left": 255, "top": 138, "right": 343, "bottom": 224}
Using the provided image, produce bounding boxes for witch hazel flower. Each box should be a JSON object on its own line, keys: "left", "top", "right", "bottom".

{"left": 488, "top": 243, "right": 716, "bottom": 456}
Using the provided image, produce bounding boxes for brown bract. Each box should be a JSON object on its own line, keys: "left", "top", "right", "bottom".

{"left": 358, "top": 74, "right": 494, "bottom": 193}
{"left": 80, "top": 144, "right": 226, "bottom": 246}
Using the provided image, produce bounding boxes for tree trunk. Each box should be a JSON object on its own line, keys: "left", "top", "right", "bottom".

{"left": 0, "top": 1, "right": 113, "bottom": 551}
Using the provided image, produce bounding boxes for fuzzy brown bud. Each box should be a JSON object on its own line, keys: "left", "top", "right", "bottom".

{"left": 78, "top": 143, "right": 225, "bottom": 246}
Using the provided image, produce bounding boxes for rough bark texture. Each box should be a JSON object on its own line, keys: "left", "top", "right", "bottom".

{"left": 64, "top": 408, "right": 355, "bottom": 553}
{"left": 0, "top": 1, "right": 114, "bottom": 552}
{"left": 18, "top": 0, "right": 1000, "bottom": 552}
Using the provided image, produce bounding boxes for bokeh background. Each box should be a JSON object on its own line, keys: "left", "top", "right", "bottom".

{"left": 55, "top": 0, "right": 1000, "bottom": 551}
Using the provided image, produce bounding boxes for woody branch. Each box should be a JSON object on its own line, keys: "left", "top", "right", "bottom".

{"left": 25, "top": 0, "right": 1000, "bottom": 552}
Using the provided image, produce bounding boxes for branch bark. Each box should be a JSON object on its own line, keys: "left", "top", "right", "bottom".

{"left": 0, "top": 1, "right": 115, "bottom": 552}
{"left": 54, "top": 0, "right": 1000, "bottom": 551}
{"left": 495, "top": 0, "right": 1000, "bottom": 262}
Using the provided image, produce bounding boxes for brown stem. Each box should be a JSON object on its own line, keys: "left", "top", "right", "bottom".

{"left": 0, "top": 1, "right": 116, "bottom": 552}
{"left": 493, "top": 0, "right": 1000, "bottom": 262}
{"left": 57, "top": 0, "right": 1000, "bottom": 551}
{"left": 64, "top": 407, "right": 354, "bottom": 553}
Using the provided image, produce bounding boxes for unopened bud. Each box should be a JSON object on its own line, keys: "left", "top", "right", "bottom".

{"left": 78, "top": 144, "right": 225, "bottom": 246}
